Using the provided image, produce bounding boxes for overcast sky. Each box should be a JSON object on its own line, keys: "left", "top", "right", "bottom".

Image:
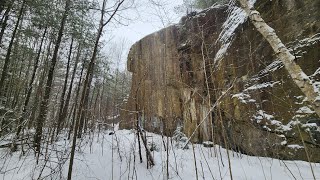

{"left": 102, "top": 0, "right": 185, "bottom": 70}
{"left": 113, "top": 0, "right": 184, "bottom": 43}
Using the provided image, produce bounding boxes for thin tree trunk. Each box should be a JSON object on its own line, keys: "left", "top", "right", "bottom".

{"left": 56, "top": 37, "right": 73, "bottom": 136}
{"left": 99, "top": 77, "right": 106, "bottom": 126}
{"left": 0, "top": 0, "right": 25, "bottom": 100}
{"left": 34, "top": 0, "right": 71, "bottom": 153}
{"left": 14, "top": 50, "right": 33, "bottom": 109}
{"left": 68, "top": 63, "right": 84, "bottom": 140}
{"left": 67, "top": 90, "right": 82, "bottom": 180}
{"left": 9, "top": 38, "right": 29, "bottom": 109}
{"left": 0, "top": 0, "right": 4, "bottom": 15}
{"left": 0, "top": 0, "right": 13, "bottom": 45}
{"left": 238, "top": 0, "right": 320, "bottom": 117}
{"left": 85, "top": 84, "right": 97, "bottom": 132}
{"left": 60, "top": 43, "right": 81, "bottom": 136}
{"left": 11, "top": 50, "right": 25, "bottom": 108}
{"left": 29, "top": 39, "right": 52, "bottom": 128}
{"left": 67, "top": 1, "right": 124, "bottom": 178}
{"left": 0, "top": 0, "right": 10, "bottom": 15}
{"left": 77, "top": 77, "right": 91, "bottom": 138}
{"left": 137, "top": 125, "right": 155, "bottom": 166}
{"left": 16, "top": 27, "right": 47, "bottom": 138}
{"left": 91, "top": 86, "right": 100, "bottom": 131}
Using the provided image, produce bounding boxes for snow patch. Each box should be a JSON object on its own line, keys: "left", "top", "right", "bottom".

{"left": 245, "top": 81, "right": 280, "bottom": 91}
{"left": 296, "top": 106, "right": 315, "bottom": 114}
{"left": 107, "top": 114, "right": 120, "bottom": 120}
{"left": 232, "top": 81, "right": 280, "bottom": 103}
{"left": 231, "top": 92, "right": 253, "bottom": 103}
{"left": 252, "top": 60, "right": 284, "bottom": 80}
{"left": 280, "top": 140, "right": 287, "bottom": 145}
{"left": 1, "top": 129, "right": 320, "bottom": 180}
{"left": 301, "top": 123, "right": 318, "bottom": 129}
{"left": 287, "top": 144, "right": 304, "bottom": 149}
{"left": 250, "top": 111, "right": 310, "bottom": 133}
{"left": 213, "top": 0, "right": 257, "bottom": 65}
{"left": 287, "top": 33, "right": 320, "bottom": 56}
{"left": 252, "top": 110, "right": 274, "bottom": 123}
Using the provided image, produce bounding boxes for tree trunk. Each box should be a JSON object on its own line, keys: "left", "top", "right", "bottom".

{"left": 0, "top": 0, "right": 13, "bottom": 45}
{"left": 29, "top": 39, "right": 52, "bottom": 128}
{"left": 11, "top": 50, "right": 27, "bottom": 108}
{"left": 60, "top": 43, "right": 81, "bottom": 136}
{"left": 68, "top": 61, "right": 84, "bottom": 140}
{"left": 0, "top": 0, "right": 25, "bottom": 101}
{"left": 137, "top": 125, "right": 155, "bottom": 166}
{"left": 67, "top": 0, "right": 124, "bottom": 178}
{"left": 91, "top": 86, "right": 100, "bottom": 131}
{"left": 16, "top": 27, "right": 47, "bottom": 138}
{"left": 77, "top": 75, "right": 92, "bottom": 138}
{"left": 238, "top": 0, "right": 320, "bottom": 117}
{"left": 34, "top": 0, "right": 71, "bottom": 153}
{"left": 56, "top": 37, "right": 73, "bottom": 136}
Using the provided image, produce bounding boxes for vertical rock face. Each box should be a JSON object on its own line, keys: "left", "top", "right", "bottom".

{"left": 121, "top": 0, "right": 320, "bottom": 162}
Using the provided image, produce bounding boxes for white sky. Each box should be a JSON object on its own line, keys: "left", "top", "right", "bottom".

{"left": 101, "top": 0, "right": 185, "bottom": 70}
{"left": 113, "top": 0, "right": 184, "bottom": 44}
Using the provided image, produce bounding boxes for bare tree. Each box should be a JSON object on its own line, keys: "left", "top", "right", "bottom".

{"left": 15, "top": 27, "right": 48, "bottom": 142}
{"left": 0, "top": 0, "right": 14, "bottom": 45}
{"left": 59, "top": 42, "right": 82, "bottom": 136}
{"left": 0, "top": 0, "right": 25, "bottom": 100}
{"left": 56, "top": 37, "right": 74, "bottom": 136}
{"left": 34, "top": 0, "right": 71, "bottom": 154}
{"left": 67, "top": 0, "right": 125, "bottom": 179}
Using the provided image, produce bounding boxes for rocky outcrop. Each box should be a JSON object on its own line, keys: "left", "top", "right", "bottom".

{"left": 120, "top": 0, "right": 320, "bottom": 162}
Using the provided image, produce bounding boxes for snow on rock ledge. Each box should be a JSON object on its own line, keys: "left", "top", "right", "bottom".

{"left": 121, "top": 0, "right": 320, "bottom": 162}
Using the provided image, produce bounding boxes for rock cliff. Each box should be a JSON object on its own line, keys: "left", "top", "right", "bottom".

{"left": 121, "top": 0, "right": 320, "bottom": 162}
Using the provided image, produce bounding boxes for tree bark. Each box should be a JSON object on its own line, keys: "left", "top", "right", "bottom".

{"left": 77, "top": 75, "right": 91, "bottom": 138}
{"left": 67, "top": 0, "right": 124, "bottom": 179}
{"left": 0, "top": 0, "right": 10, "bottom": 15}
{"left": 137, "top": 125, "right": 155, "bottom": 166}
{"left": 59, "top": 43, "right": 81, "bottom": 136}
{"left": 238, "top": 0, "right": 320, "bottom": 117}
{"left": 34, "top": 0, "right": 71, "bottom": 153}
{"left": 0, "top": 0, "right": 13, "bottom": 45}
{"left": 0, "top": 0, "right": 25, "bottom": 100}
{"left": 56, "top": 37, "right": 73, "bottom": 136}
{"left": 29, "top": 39, "right": 52, "bottom": 128}
{"left": 16, "top": 27, "right": 47, "bottom": 138}
{"left": 68, "top": 60, "right": 84, "bottom": 140}
{"left": 9, "top": 37, "right": 28, "bottom": 109}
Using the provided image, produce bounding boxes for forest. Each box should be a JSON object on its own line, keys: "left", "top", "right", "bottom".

{"left": 0, "top": 0, "right": 320, "bottom": 179}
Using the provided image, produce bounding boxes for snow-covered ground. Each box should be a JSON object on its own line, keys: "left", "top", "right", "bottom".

{"left": 0, "top": 129, "right": 319, "bottom": 180}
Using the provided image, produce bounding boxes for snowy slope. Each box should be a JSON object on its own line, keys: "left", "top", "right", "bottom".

{"left": 0, "top": 129, "right": 319, "bottom": 180}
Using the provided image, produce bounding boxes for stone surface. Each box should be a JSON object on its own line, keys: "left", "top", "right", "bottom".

{"left": 120, "top": 0, "right": 320, "bottom": 162}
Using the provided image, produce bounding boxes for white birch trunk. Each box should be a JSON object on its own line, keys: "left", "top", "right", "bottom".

{"left": 238, "top": 0, "right": 320, "bottom": 117}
